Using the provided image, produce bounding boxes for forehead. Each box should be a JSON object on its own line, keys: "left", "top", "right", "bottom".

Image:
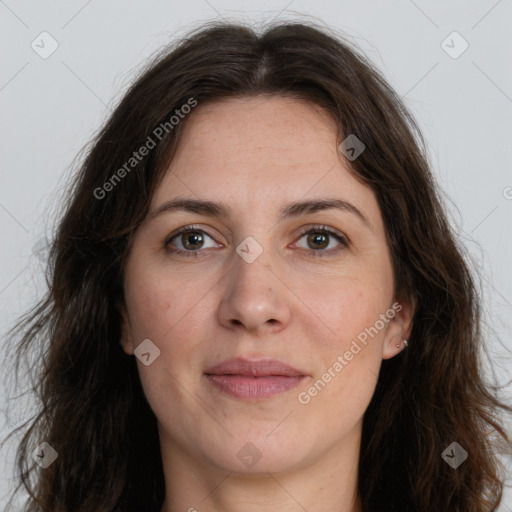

{"left": 164, "top": 95, "right": 338, "bottom": 177}
{"left": 151, "top": 95, "right": 381, "bottom": 227}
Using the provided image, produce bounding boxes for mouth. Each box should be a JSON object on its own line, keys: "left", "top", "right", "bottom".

{"left": 203, "top": 357, "right": 308, "bottom": 401}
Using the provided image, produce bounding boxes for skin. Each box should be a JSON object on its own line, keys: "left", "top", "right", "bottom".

{"left": 119, "top": 95, "right": 414, "bottom": 512}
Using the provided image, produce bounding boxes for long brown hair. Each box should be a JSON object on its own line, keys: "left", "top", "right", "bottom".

{"left": 3, "top": 19, "right": 511, "bottom": 512}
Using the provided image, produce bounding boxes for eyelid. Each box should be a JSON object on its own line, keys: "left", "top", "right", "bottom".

{"left": 295, "top": 224, "right": 349, "bottom": 244}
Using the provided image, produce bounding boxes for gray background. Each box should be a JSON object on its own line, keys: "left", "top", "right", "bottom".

{"left": 1, "top": 0, "right": 511, "bottom": 509}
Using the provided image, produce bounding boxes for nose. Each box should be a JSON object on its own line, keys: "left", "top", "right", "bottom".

{"left": 216, "top": 247, "right": 292, "bottom": 334}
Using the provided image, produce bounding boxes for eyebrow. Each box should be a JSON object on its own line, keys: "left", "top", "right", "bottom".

{"left": 148, "top": 197, "right": 372, "bottom": 229}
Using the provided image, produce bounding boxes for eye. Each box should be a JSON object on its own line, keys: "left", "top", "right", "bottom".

{"left": 294, "top": 225, "right": 349, "bottom": 257}
{"left": 164, "top": 224, "right": 349, "bottom": 258}
{"left": 164, "top": 225, "right": 220, "bottom": 257}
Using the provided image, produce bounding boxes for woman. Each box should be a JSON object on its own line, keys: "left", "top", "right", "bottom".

{"left": 4, "top": 19, "right": 511, "bottom": 512}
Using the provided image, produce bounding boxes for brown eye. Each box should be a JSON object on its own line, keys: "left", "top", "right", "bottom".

{"left": 295, "top": 226, "right": 348, "bottom": 257}
{"left": 306, "top": 232, "right": 329, "bottom": 250}
{"left": 181, "top": 232, "right": 205, "bottom": 250}
{"left": 164, "top": 226, "right": 218, "bottom": 255}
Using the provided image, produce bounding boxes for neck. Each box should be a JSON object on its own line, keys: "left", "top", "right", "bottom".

{"left": 159, "top": 422, "right": 363, "bottom": 512}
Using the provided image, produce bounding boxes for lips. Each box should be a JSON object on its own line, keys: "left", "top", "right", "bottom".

{"left": 204, "top": 357, "right": 305, "bottom": 377}
{"left": 204, "top": 357, "right": 307, "bottom": 400}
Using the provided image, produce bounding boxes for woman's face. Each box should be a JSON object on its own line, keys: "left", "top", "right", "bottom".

{"left": 120, "top": 95, "right": 412, "bottom": 475}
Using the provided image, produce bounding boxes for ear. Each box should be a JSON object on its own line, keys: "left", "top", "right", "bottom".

{"left": 117, "top": 301, "right": 135, "bottom": 356}
{"left": 382, "top": 297, "right": 415, "bottom": 360}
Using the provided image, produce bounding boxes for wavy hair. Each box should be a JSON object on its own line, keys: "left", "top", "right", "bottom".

{"left": 3, "top": 19, "right": 511, "bottom": 512}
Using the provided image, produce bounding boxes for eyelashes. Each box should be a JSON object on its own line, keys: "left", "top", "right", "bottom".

{"left": 164, "top": 224, "right": 349, "bottom": 259}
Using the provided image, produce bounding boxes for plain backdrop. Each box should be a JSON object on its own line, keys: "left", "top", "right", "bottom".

{"left": 1, "top": 0, "right": 511, "bottom": 510}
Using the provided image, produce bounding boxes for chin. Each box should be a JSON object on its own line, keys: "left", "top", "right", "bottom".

{"left": 203, "top": 434, "right": 313, "bottom": 475}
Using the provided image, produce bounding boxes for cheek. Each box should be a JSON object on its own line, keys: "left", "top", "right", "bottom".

{"left": 125, "top": 261, "right": 206, "bottom": 343}
{"left": 311, "top": 273, "right": 392, "bottom": 346}
{"left": 301, "top": 279, "right": 391, "bottom": 408}
{"left": 124, "top": 269, "right": 207, "bottom": 419}
{"left": 123, "top": 264, "right": 210, "bottom": 404}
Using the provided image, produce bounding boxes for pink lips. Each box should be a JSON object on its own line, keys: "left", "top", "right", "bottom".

{"left": 204, "top": 357, "right": 307, "bottom": 400}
